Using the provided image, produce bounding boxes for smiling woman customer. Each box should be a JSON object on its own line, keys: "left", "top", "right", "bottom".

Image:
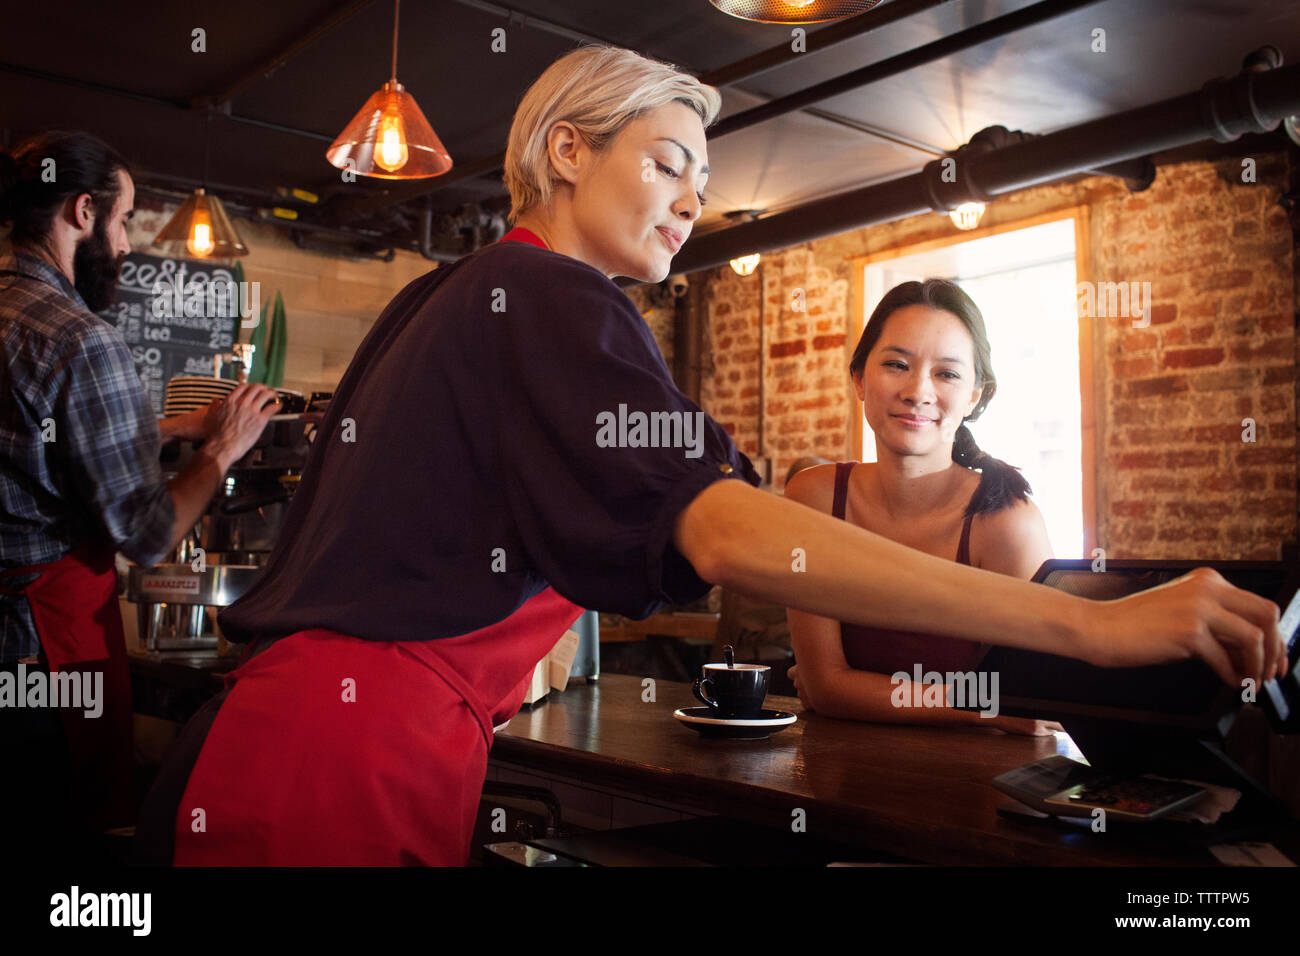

{"left": 787, "top": 279, "right": 1062, "bottom": 733}
{"left": 136, "top": 45, "right": 1285, "bottom": 866}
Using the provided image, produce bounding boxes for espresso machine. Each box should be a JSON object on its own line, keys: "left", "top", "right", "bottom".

{"left": 126, "top": 392, "right": 328, "bottom": 651}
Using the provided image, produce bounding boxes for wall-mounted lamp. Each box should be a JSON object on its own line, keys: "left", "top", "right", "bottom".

{"left": 725, "top": 209, "right": 765, "bottom": 275}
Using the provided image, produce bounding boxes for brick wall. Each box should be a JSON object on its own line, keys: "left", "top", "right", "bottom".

{"left": 692, "top": 151, "right": 1298, "bottom": 560}
{"left": 701, "top": 249, "right": 851, "bottom": 477}
{"left": 620, "top": 286, "right": 676, "bottom": 372}
{"left": 1096, "top": 155, "right": 1295, "bottom": 559}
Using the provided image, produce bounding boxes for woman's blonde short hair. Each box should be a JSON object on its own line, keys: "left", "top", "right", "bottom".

{"left": 503, "top": 44, "right": 722, "bottom": 225}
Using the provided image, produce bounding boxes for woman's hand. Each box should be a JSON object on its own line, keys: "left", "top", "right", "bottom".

{"left": 787, "top": 664, "right": 815, "bottom": 712}
{"left": 988, "top": 715, "right": 1064, "bottom": 736}
{"left": 1087, "top": 567, "right": 1285, "bottom": 687}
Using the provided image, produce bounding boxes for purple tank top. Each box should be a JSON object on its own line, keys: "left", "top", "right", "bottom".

{"left": 833, "top": 462, "right": 984, "bottom": 675}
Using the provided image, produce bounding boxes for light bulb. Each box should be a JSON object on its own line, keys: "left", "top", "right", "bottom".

{"left": 1284, "top": 115, "right": 1300, "bottom": 147}
{"left": 375, "top": 109, "right": 409, "bottom": 173}
{"left": 187, "top": 212, "right": 215, "bottom": 257}
{"left": 949, "top": 202, "right": 985, "bottom": 231}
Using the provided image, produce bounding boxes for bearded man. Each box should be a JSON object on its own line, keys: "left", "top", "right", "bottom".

{"left": 0, "top": 130, "right": 277, "bottom": 858}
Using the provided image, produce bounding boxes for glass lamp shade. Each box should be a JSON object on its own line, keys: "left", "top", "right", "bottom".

{"left": 709, "top": 0, "right": 882, "bottom": 24}
{"left": 730, "top": 254, "right": 761, "bottom": 276}
{"left": 152, "top": 189, "right": 248, "bottom": 258}
{"left": 326, "top": 80, "right": 452, "bottom": 180}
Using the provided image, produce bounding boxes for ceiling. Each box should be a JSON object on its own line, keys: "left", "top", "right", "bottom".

{"left": 3, "top": 0, "right": 1297, "bottom": 262}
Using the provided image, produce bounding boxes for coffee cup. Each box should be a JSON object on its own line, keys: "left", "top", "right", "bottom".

{"left": 692, "top": 662, "right": 769, "bottom": 718}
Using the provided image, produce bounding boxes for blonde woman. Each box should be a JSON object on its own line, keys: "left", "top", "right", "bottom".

{"left": 137, "top": 45, "right": 1284, "bottom": 866}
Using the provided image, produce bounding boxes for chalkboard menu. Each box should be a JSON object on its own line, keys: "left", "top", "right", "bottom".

{"left": 98, "top": 252, "right": 244, "bottom": 414}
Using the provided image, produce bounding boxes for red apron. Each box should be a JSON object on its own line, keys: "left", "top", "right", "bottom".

{"left": 172, "top": 586, "right": 581, "bottom": 866}
{"left": 0, "top": 543, "right": 135, "bottom": 829}
{"left": 170, "top": 226, "right": 579, "bottom": 864}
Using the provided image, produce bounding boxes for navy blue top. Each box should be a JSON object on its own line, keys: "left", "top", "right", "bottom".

{"left": 219, "top": 230, "right": 760, "bottom": 644}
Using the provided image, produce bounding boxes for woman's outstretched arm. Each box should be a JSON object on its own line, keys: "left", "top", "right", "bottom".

{"left": 673, "top": 478, "right": 1285, "bottom": 688}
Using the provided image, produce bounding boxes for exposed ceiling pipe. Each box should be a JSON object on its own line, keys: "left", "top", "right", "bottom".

{"left": 135, "top": 182, "right": 383, "bottom": 240}
{"left": 418, "top": 198, "right": 465, "bottom": 262}
{"left": 668, "top": 59, "right": 1300, "bottom": 276}
{"left": 475, "top": 206, "right": 508, "bottom": 245}
{"left": 291, "top": 229, "right": 395, "bottom": 262}
{"left": 416, "top": 198, "right": 509, "bottom": 261}
{"left": 964, "top": 126, "right": 1155, "bottom": 193}
{"left": 137, "top": 171, "right": 318, "bottom": 210}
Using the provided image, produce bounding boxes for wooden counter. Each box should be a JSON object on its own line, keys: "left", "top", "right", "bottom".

{"left": 492, "top": 673, "right": 1300, "bottom": 866}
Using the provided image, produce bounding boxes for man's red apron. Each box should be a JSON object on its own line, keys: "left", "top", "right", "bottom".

{"left": 0, "top": 543, "right": 135, "bottom": 829}
{"left": 171, "top": 586, "right": 581, "bottom": 866}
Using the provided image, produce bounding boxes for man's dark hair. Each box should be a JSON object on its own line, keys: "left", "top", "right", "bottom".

{"left": 0, "top": 130, "right": 131, "bottom": 245}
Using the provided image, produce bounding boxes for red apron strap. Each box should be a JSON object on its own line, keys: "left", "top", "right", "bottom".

{"left": 398, "top": 641, "right": 497, "bottom": 748}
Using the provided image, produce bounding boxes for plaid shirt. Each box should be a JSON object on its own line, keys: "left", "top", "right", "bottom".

{"left": 1, "top": 251, "right": 175, "bottom": 662}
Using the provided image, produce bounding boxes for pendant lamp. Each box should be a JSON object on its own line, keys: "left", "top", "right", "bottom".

{"left": 326, "top": 0, "right": 452, "bottom": 179}
{"left": 153, "top": 188, "right": 248, "bottom": 258}
{"left": 152, "top": 112, "right": 249, "bottom": 258}
{"left": 709, "top": 0, "right": 882, "bottom": 24}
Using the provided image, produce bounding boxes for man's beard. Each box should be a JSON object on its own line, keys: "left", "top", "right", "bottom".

{"left": 73, "top": 216, "right": 125, "bottom": 313}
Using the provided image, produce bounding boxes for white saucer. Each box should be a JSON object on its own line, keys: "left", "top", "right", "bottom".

{"left": 673, "top": 707, "right": 797, "bottom": 739}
